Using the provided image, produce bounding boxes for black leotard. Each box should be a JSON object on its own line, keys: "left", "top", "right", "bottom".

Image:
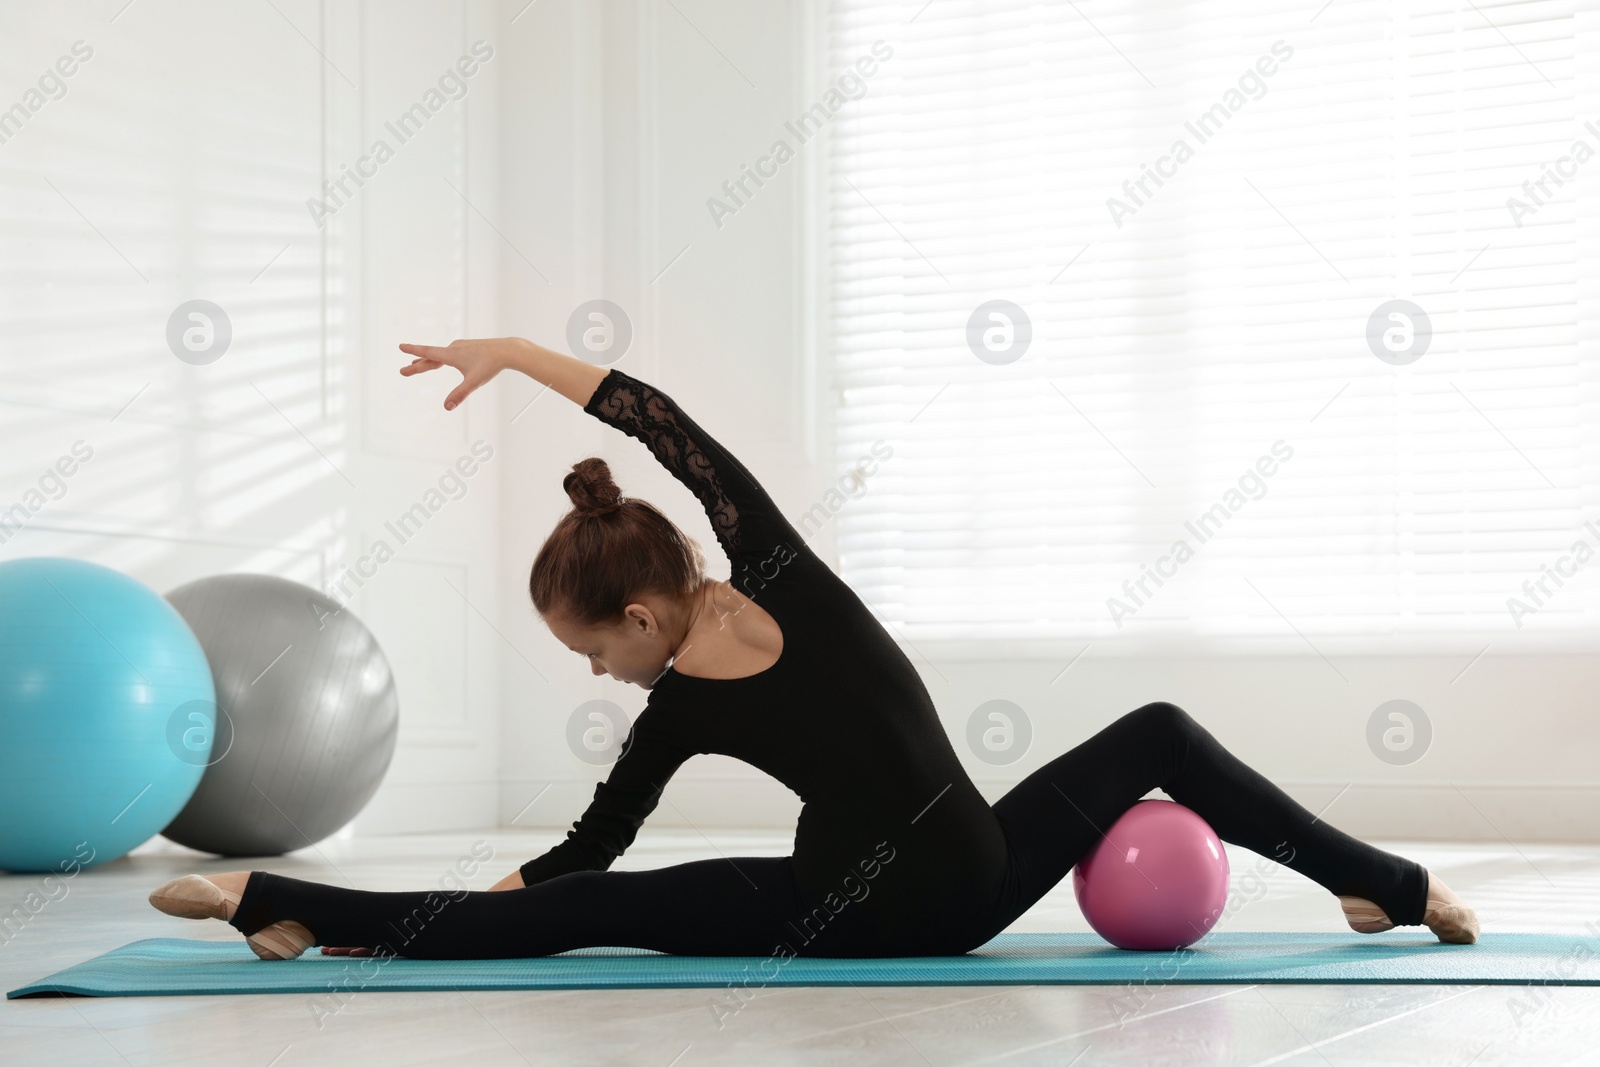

{"left": 517, "top": 367, "right": 1014, "bottom": 952}
{"left": 228, "top": 368, "right": 1429, "bottom": 960}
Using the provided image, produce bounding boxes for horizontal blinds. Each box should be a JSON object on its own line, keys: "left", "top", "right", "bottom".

{"left": 823, "top": 0, "right": 1599, "bottom": 651}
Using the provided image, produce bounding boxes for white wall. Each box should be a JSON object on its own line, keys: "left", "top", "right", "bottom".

{"left": 492, "top": 0, "right": 820, "bottom": 845}
{"left": 492, "top": 0, "right": 1600, "bottom": 845}
{"left": 7, "top": 0, "right": 1587, "bottom": 860}
{"left": 1, "top": 0, "right": 505, "bottom": 842}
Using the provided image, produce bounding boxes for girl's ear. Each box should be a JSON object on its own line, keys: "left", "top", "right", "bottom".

{"left": 617, "top": 604, "right": 647, "bottom": 637}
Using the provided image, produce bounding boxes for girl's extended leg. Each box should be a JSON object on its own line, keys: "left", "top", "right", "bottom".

{"left": 986, "top": 701, "right": 1428, "bottom": 933}
{"left": 228, "top": 856, "right": 803, "bottom": 960}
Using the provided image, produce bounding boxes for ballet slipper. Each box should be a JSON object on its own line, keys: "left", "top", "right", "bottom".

{"left": 148, "top": 874, "right": 315, "bottom": 961}
{"left": 1419, "top": 900, "right": 1480, "bottom": 945}
{"left": 1338, "top": 895, "right": 1398, "bottom": 934}
{"left": 1338, "top": 877, "right": 1480, "bottom": 945}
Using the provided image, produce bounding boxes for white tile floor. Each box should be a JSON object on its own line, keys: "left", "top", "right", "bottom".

{"left": 2, "top": 829, "right": 1598, "bottom": 1066}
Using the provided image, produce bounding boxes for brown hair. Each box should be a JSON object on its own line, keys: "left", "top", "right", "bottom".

{"left": 529, "top": 456, "right": 706, "bottom": 628}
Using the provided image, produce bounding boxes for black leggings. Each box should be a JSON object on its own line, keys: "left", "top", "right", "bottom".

{"left": 227, "top": 703, "right": 1428, "bottom": 959}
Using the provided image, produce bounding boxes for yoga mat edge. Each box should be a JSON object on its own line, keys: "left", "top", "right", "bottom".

{"left": 9, "top": 932, "right": 1599, "bottom": 999}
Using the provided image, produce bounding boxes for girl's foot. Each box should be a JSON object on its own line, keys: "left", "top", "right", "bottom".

{"left": 148, "top": 872, "right": 316, "bottom": 961}
{"left": 1339, "top": 871, "right": 1479, "bottom": 944}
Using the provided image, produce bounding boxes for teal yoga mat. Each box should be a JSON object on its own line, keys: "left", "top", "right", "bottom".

{"left": 10, "top": 931, "right": 1600, "bottom": 998}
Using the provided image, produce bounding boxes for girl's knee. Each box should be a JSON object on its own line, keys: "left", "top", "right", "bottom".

{"left": 1133, "top": 700, "right": 1194, "bottom": 734}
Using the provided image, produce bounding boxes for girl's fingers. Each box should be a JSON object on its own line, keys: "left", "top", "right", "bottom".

{"left": 444, "top": 374, "right": 479, "bottom": 411}
{"left": 397, "top": 342, "right": 488, "bottom": 410}
{"left": 319, "top": 946, "right": 374, "bottom": 956}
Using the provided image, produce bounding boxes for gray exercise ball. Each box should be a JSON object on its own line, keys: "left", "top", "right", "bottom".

{"left": 160, "top": 573, "right": 400, "bottom": 857}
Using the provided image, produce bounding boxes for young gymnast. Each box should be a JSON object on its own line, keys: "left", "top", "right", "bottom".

{"left": 149, "top": 338, "right": 1479, "bottom": 961}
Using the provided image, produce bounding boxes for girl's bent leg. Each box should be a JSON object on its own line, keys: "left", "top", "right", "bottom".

{"left": 987, "top": 701, "right": 1428, "bottom": 931}
{"left": 229, "top": 856, "right": 802, "bottom": 960}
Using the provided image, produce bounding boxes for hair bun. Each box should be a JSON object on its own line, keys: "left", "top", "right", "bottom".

{"left": 565, "top": 457, "right": 624, "bottom": 516}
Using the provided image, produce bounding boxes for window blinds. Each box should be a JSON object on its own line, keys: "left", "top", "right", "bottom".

{"left": 821, "top": 0, "right": 1599, "bottom": 655}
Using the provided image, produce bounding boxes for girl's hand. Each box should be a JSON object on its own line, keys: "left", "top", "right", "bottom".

{"left": 488, "top": 869, "right": 526, "bottom": 891}
{"left": 398, "top": 337, "right": 522, "bottom": 411}
{"left": 320, "top": 946, "right": 375, "bottom": 957}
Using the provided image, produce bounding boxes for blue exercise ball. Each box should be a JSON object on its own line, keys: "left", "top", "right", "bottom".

{"left": 0, "top": 557, "right": 215, "bottom": 873}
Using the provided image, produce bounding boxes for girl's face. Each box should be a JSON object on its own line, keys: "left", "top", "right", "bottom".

{"left": 545, "top": 602, "right": 674, "bottom": 689}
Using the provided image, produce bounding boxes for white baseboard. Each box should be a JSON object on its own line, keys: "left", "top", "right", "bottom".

{"left": 500, "top": 778, "right": 803, "bottom": 833}
{"left": 354, "top": 780, "right": 499, "bottom": 836}
{"left": 1246, "top": 782, "right": 1600, "bottom": 844}
{"left": 499, "top": 778, "right": 1600, "bottom": 843}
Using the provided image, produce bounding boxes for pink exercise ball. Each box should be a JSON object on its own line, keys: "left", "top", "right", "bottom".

{"left": 1071, "top": 798, "right": 1230, "bottom": 950}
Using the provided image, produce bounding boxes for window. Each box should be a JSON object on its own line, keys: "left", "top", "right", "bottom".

{"left": 821, "top": 0, "right": 1599, "bottom": 655}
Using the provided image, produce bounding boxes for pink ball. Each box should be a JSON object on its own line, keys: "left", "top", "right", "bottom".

{"left": 1071, "top": 798, "right": 1230, "bottom": 950}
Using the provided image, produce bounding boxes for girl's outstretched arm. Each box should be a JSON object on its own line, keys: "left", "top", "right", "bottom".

{"left": 397, "top": 336, "right": 606, "bottom": 410}
{"left": 402, "top": 336, "right": 821, "bottom": 583}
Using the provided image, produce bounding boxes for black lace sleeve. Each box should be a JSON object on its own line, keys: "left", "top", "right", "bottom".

{"left": 583, "top": 368, "right": 815, "bottom": 589}
{"left": 518, "top": 711, "right": 694, "bottom": 885}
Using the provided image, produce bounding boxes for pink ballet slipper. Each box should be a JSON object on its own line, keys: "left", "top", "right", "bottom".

{"left": 148, "top": 874, "right": 315, "bottom": 961}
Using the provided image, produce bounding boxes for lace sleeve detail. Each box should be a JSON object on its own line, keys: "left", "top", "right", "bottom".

{"left": 583, "top": 368, "right": 811, "bottom": 574}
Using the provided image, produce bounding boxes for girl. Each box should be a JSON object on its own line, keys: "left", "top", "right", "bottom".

{"left": 149, "top": 338, "right": 1478, "bottom": 961}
